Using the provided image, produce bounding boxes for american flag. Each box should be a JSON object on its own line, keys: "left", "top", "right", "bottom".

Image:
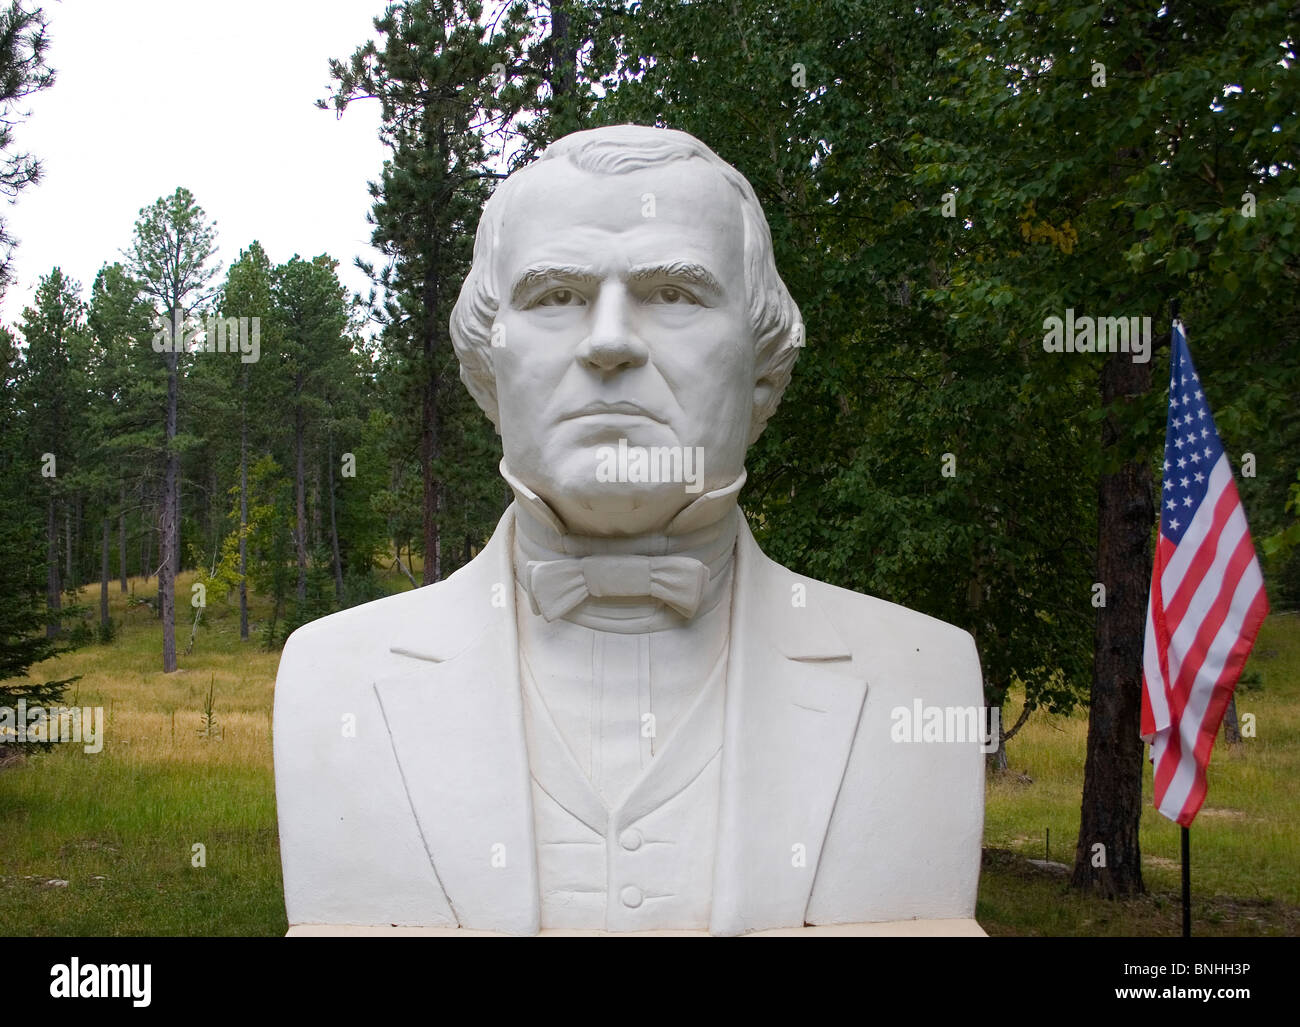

{"left": 1141, "top": 320, "right": 1269, "bottom": 826}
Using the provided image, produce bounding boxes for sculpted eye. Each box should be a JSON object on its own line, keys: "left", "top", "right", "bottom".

{"left": 646, "top": 285, "right": 698, "bottom": 305}
{"left": 535, "top": 287, "right": 585, "bottom": 307}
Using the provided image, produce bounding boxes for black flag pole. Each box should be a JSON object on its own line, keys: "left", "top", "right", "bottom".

{"left": 1171, "top": 296, "right": 1191, "bottom": 940}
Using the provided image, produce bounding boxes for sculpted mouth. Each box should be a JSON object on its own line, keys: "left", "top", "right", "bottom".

{"left": 561, "top": 401, "right": 665, "bottom": 423}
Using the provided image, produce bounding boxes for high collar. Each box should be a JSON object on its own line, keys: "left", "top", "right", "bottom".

{"left": 502, "top": 459, "right": 744, "bottom": 631}
{"left": 500, "top": 459, "right": 746, "bottom": 550}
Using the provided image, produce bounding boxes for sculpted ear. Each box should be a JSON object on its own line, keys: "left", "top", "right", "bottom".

{"left": 748, "top": 374, "right": 781, "bottom": 445}
{"left": 749, "top": 324, "right": 802, "bottom": 443}
{"left": 753, "top": 374, "right": 779, "bottom": 417}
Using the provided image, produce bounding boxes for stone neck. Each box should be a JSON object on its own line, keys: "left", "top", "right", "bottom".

{"left": 503, "top": 460, "right": 743, "bottom": 631}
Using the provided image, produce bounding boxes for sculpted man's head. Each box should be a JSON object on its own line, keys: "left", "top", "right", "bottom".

{"left": 450, "top": 124, "right": 803, "bottom": 537}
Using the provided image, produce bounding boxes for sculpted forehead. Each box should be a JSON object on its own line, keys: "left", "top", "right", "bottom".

{"left": 495, "top": 158, "right": 746, "bottom": 291}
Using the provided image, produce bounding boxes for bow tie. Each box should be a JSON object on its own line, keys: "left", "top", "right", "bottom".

{"left": 524, "top": 554, "right": 711, "bottom": 622}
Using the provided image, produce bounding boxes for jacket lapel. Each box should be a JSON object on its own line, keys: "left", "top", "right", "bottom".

{"left": 373, "top": 508, "right": 540, "bottom": 935}
{"left": 710, "top": 519, "right": 869, "bottom": 936}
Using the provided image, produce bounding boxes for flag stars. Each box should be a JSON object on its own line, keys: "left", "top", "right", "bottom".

{"left": 1180, "top": 477, "right": 1190, "bottom": 488}
{"left": 1170, "top": 518, "right": 1181, "bottom": 531}
{"left": 1167, "top": 499, "right": 1176, "bottom": 511}
{"left": 1194, "top": 472, "right": 1205, "bottom": 484}
{"left": 1177, "top": 457, "right": 1187, "bottom": 469}
{"left": 1183, "top": 496, "right": 1194, "bottom": 507}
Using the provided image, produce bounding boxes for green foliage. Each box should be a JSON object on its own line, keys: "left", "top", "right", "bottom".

{"left": 124, "top": 187, "right": 220, "bottom": 321}
{"left": 0, "top": 1, "right": 54, "bottom": 292}
{"left": 198, "top": 676, "right": 221, "bottom": 740}
{"left": 0, "top": 314, "right": 76, "bottom": 756}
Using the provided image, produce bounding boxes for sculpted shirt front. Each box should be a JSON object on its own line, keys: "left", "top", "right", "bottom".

{"left": 507, "top": 466, "right": 741, "bottom": 931}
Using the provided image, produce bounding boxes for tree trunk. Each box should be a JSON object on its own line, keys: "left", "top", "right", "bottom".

{"left": 100, "top": 516, "right": 110, "bottom": 632}
{"left": 311, "top": 460, "right": 322, "bottom": 553}
{"left": 328, "top": 431, "right": 344, "bottom": 602}
{"left": 160, "top": 334, "right": 180, "bottom": 672}
{"left": 173, "top": 461, "right": 181, "bottom": 579}
{"left": 985, "top": 703, "right": 1010, "bottom": 773}
{"left": 46, "top": 494, "right": 61, "bottom": 637}
{"left": 421, "top": 168, "right": 445, "bottom": 586}
{"left": 156, "top": 502, "right": 162, "bottom": 618}
{"left": 119, "top": 484, "right": 128, "bottom": 592}
{"left": 239, "top": 400, "right": 249, "bottom": 641}
{"left": 65, "top": 501, "right": 74, "bottom": 591}
{"left": 1071, "top": 349, "right": 1153, "bottom": 897}
{"left": 75, "top": 492, "right": 83, "bottom": 588}
{"left": 141, "top": 493, "right": 150, "bottom": 583}
{"left": 549, "top": 0, "right": 581, "bottom": 131}
{"left": 421, "top": 382, "right": 440, "bottom": 585}
{"left": 295, "top": 391, "right": 307, "bottom": 605}
{"left": 1223, "top": 693, "right": 1242, "bottom": 745}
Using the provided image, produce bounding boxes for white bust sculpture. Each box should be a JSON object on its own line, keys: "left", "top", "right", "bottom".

{"left": 274, "top": 124, "right": 985, "bottom": 936}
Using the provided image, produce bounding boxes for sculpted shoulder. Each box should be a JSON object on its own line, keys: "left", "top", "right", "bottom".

{"left": 777, "top": 564, "right": 986, "bottom": 925}
{"left": 275, "top": 555, "right": 497, "bottom": 706}
{"left": 772, "top": 555, "right": 984, "bottom": 709}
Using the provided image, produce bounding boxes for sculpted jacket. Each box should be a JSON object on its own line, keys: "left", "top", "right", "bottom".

{"left": 273, "top": 506, "right": 984, "bottom": 935}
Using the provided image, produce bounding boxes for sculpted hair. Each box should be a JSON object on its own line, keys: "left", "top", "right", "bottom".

{"left": 448, "top": 124, "right": 804, "bottom": 445}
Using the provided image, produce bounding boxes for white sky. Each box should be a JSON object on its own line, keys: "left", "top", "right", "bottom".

{"left": 0, "top": 0, "right": 393, "bottom": 323}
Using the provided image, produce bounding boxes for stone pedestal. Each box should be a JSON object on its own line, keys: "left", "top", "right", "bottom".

{"left": 287, "top": 918, "right": 987, "bottom": 937}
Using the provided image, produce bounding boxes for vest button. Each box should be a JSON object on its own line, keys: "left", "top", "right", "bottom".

{"left": 619, "top": 885, "right": 643, "bottom": 909}
{"left": 619, "top": 828, "right": 643, "bottom": 851}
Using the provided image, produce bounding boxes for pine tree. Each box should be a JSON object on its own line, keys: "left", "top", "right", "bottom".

{"left": 124, "top": 187, "right": 219, "bottom": 672}
{"left": 16, "top": 269, "right": 90, "bottom": 638}
{"left": 322, "top": 0, "right": 530, "bottom": 583}
{"left": 0, "top": 325, "right": 75, "bottom": 759}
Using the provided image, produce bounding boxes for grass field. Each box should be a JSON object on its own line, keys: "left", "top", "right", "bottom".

{"left": 1, "top": 572, "right": 1297, "bottom": 936}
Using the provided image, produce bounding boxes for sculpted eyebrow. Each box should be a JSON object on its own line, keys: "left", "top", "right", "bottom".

{"left": 627, "top": 262, "right": 723, "bottom": 295}
{"left": 510, "top": 265, "right": 598, "bottom": 305}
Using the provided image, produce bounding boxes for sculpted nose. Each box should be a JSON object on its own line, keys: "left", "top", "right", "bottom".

{"left": 577, "top": 284, "right": 648, "bottom": 374}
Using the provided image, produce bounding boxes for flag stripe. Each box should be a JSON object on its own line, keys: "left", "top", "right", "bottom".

{"left": 1154, "top": 539, "right": 1259, "bottom": 803}
{"left": 1157, "top": 566, "right": 1266, "bottom": 824}
{"left": 1178, "top": 585, "right": 1269, "bottom": 822}
{"left": 1165, "top": 516, "right": 1253, "bottom": 694}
